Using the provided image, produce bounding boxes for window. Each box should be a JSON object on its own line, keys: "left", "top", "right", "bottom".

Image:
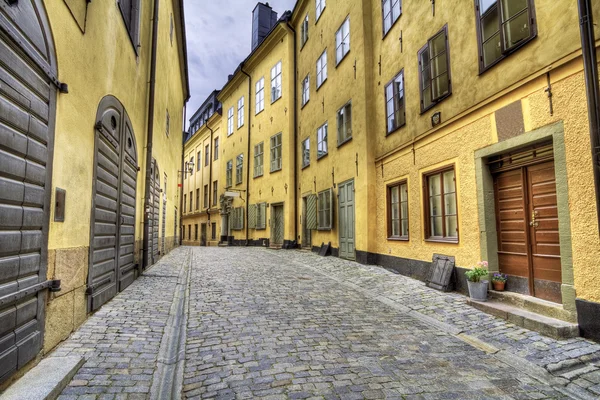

{"left": 302, "top": 138, "right": 310, "bottom": 168}
{"left": 318, "top": 188, "right": 332, "bottom": 230}
{"left": 237, "top": 96, "right": 245, "bottom": 128}
{"left": 227, "top": 106, "right": 234, "bottom": 135}
{"left": 387, "top": 181, "right": 409, "bottom": 239}
{"left": 336, "top": 18, "right": 350, "bottom": 64}
{"left": 270, "top": 133, "right": 282, "bottom": 172}
{"left": 316, "top": 50, "right": 328, "bottom": 88}
{"left": 188, "top": 225, "right": 191, "bottom": 240}
{"left": 476, "top": 0, "right": 536, "bottom": 72}
{"left": 316, "top": 0, "right": 326, "bottom": 20}
{"left": 197, "top": 151, "right": 201, "bottom": 171}
{"left": 236, "top": 154, "right": 244, "bottom": 185}
{"left": 226, "top": 160, "right": 233, "bottom": 188}
{"left": 204, "top": 184, "right": 209, "bottom": 209}
{"left": 214, "top": 137, "right": 219, "bottom": 160}
{"left": 301, "top": 14, "right": 309, "bottom": 47}
{"left": 205, "top": 145, "right": 210, "bottom": 166}
{"left": 183, "top": 194, "right": 187, "bottom": 213}
{"left": 118, "top": 0, "right": 141, "bottom": 48}
{"left": 211, "top": 222, "right": 217, "bottom": 240}
{"left": 166, "top": 110, "right": 170, "bottom": 137}
{"left": 254, "top": 142, "right": 264, "bottom": 178}
{"left": 195, "top": 189, "right": 200, "bottom": 211}
{"left": 424, "top": 167, "right": 458, "bottom": 241}
{"left": 419, "top": 26, "right": 451, "bottom": 113}
{"left": 302, "top": 74, "right": 310, "bottom": 106}
{"left": 189, "top": 157, "right": 194, "bottom": 175}
{"left": 382, "top": 0, "right": 401, "bottom": 35}
{"left": 385, "top": 70, "right": 405, "bottom": 134}
{"left": 194, "top": 224, "right": 198, "bottom": 241}
{"left": 256, "top": 77, "right": 265, "bottom": 113}
{"left": 232, "top": 207, "right": 244, "bottom": 230}
{"left": 271, "top": 61, "right": 282, "bottom": 103}
{"left": 212, "top": 180, "right": 218, "bottom": 206}
{"left": 170, "top": 14, "right": 174, "bottom": 45}
{"left": 317, "top": 122, "right": 328, "bottom": 159}
{"left": 337, "top": 102, "right": 352, "bottom": 145}
{"left": 189, "top": 191, "right": 193, "bottom": 212}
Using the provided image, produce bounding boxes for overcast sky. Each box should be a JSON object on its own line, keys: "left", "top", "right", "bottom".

{"left": 183, "top": 0, "right": 297, "bottom": 129}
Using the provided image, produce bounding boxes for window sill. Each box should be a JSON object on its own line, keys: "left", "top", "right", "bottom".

{"left": 316, "top": 79, "right": 327, "bottom": 92}
{"left": 270, "top": 168, "right": 282, "bottom": 174}
{"left": 382, "top": 14, "right": 402, "bottom": 40}
{"left": 385, "top": 122, "right": 405, "bottom": 137}
{"left": 271, "top": 96, "right": 282, "bottom": 105}
{"left": 253, "top": 174, "right": 263, "bottom": 179}
{"left": 317, "top": 227, "right": 332, "bottom": 231}
{"left": 255, "top": 109, "right": 264, "bottom": 116}
{"left": 316, "top": 153, "right": 328, "bottom": 161}
{"left": 425, "top": 237, "right": 459, "bottom": 244}
{"left": 335, "top": 50, "right": 350, "bottom": 68}
{"left": 420, "top": 92, "right": 451, "bottom": 115}
{"left": 387, "top": 236, "right": 409, "bottom": 241}
{"left": 337, "top": 136, "right": 352, "bottom": 149}
{"left": 238, "top": 124, "right": 244, "bottom": 130}
{"left": 301, "top": 164, "right": 310, "bottom": 170}
{"left": 301, "top": 99, "right": 309, "bottom": 110}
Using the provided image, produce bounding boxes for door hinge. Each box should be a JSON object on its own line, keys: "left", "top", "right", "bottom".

{"left": 0, "top": 279, "right": 61, "bottom": 307}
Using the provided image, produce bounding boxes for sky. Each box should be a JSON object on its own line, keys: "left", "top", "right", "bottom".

{"left": 183, "top": 0, "right": 297, "bottom": 129}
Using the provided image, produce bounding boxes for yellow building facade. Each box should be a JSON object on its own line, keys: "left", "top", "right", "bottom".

{"left": 0, "top": 0, "right": 188, "bottom": 385}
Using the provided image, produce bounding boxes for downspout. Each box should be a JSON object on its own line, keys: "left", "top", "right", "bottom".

{"left": 241, "top": 64, "right": 252, "bottom": 245}
{"left": 143, "top": 0, "right": 160, "bottom": 269}
{"left": 285, "top": 20, "right": 298, "bottom": 247}
{"left": 207, "top": 121, "right": 214, "bottom": 225}
{"left": 180, "top": 106, "right": 187, "bottom": 246}
{"left": 578, "top": 0, "right": 600, "bottom": 234}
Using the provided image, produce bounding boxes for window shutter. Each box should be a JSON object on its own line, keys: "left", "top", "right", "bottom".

{"left": 248, "top": 204, "right": 257, "bottom": 229}
{"left": 257, "top": 203, "right": 267, "bottom": 229}
{"left": 239, "top": 207, "right": 245, "bottom": 230}
{"left": 306, "top": 194, "right": 317, "bottom": 230}
{"left": 327, "top": 188, "right": 334, "bottom": 230}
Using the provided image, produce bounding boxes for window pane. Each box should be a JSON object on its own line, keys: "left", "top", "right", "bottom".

{"left": 400, "top": 183, "right": 408, "bottom": 202}
{"left": 502, "top": 6, "right": 530, "bottom": 50}
{"left": 429, "top": 32, "right": 446, "bottom": 57}
{"left": 443, "top": 170, "right": 455, "bottom": 193}
{"left": 501, "top": 0, "right": 527, "bottom": 21}
{"left": 431, "top": 216, "right": 443, "bottom": 236}
{"left": 446, "top": 216, "right": 458, "bottom": 237}
{"left": 480, "top": 0, "right": 496, "bottom": 13}
{"left": 430, "top": 195, "right": 442, "bottom": 217}
{"left": 429, "top": 174, "right": 441, "bottom": 196}
{"left": 392, "top": 219, "right": 400, "bottom": 237}
{"left": 401, "top": 219, "right": 409, "bottom": 237}
{"left": 401, "top": 201, "right": 408, "bottom": 220}
{"left": 483, "top": 32, "right": 502, "bottom": 67}
{"left": 432, "top": 73, "right": 449, "bottom": 100}
{"left": 390, "top": 186, "right": 399, "bottom": 203}
{"left": 482, "top": 5, "right": 500, "bottom": 41}
{"left": 445, "top": 193, "right": 456, "bottom": 215}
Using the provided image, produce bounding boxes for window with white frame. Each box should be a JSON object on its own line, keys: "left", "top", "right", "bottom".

{"left": 316, "top": 50, "right": 327, "bottom": 88}
{"left": 237, "top": 96, "right": 244, "bottom": 128}
{"left": 337, "top": 101, "right": 352, "bottom": 144}
{"left": 317, "top": 122, "right": 328, "bottom": 159}
{"left": 271, "top": 61, "right": 282, "bottom": 102}
{"left": 301, "top": 74, "right": 310, "bottom": 106}
{"left": 270, "top": 132, "right": 282, "bottom": 172}
{"left": 226, "top": 160, "right": 233, "bottom": 188}
{"left": 302, "top": 137, "right": 310, "bottom": 168}
{"left": 254, "top": 142, "right": 264, "bottom": 178}
{"left": 316, "top": 0, "right": 326, "bottom": 21}
{"left": 385, "top": 70, "right": 405, "bottom": 134}
{"left": 336, "top": 18, "right": 350, "bottom": 64}
{"left": 382, "top": 0, "right": 401, "bottom": 35}
{"left": 256, "top": 77, "right": 265, "bottom": 113}
{"left": 301, "top": 14, "right": 309, "bottom": 46}
{"left": 318, "top": 188, "right": 332, "bottom": 230}
{"left": 227, "top": 106, "right": 234, "bottom": 135}
{"left": 236, "top": 154, "right": 243, "bottom": 185}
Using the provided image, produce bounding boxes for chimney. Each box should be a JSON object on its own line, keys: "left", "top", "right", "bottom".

{"left": 251, "top": 2, "right": 278, "bottom": 51}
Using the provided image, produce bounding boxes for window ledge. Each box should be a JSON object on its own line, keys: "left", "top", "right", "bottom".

{"left": 385, "top": 123, "right": 405, "bottom": 137}
{"left": 301, "top": 164, "right": 310, "bottom": 170}
{"left": 387, "top": 237, "right": 409, "bottom": 241}
{"left": 425, "top": 237, "right": 459, "bottom": 244}
{"left": 337, "top": 136, "right": 353, "bottom": 149}
{"left": 420, "top": 92, "right": 451, "bottom": 115}
{"left": 317, "top": 227, "right": 332, "bottom": 231}
{"left": 316, "top": 153, "right": 328, "bottom": 161}
{"left": 335, "top": 50, "right": 351, "bottom": 68}
{"left": 270, "top": 168, "right": 282, "bottom": 174}
{"left": 301, "top": 99, "right": 309, "bottom": 110}
{"left": 255, "top": 109, "right": 264, "bottom": 116}
{"left": 382, "top": 14, "right": 402, "bottom": 40}
{"left": 271, "top": 96, "right": 282, "bottom": 105}
{"left": 316, "top": 79, "right": 327, "bottom": 92}
{"left": 253, "top": 174, "right": 263, "bottom": 179}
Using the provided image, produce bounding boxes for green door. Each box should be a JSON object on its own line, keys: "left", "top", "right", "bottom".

{"left": 338, "top": 180, "right": 355, "bottom": 260}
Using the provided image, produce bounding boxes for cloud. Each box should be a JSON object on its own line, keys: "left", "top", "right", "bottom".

{"left": 183, "top": 0, "right": 297, "bottom": 128}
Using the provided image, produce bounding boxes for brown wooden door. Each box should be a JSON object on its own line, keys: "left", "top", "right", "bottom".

{"left": 494, "top": 160, "right": 561, "bottom": 303}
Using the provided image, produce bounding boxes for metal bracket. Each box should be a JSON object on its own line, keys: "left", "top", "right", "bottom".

{"left": 86, "top": 277, "right": 110, "bottom": 295}
{"left": 0, "top": 279, "right": 61, "bottom": 307}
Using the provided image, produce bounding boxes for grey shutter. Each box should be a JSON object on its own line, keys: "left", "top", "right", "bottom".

{"left": 239, "top": 207, "right": 245, "bottom": 230}
{"left": 248, "top": 204, "right": 257, "bottom": 229}
{"left": 306, "top": 195, "right": 317, "bottom": 230}
{"left": 327, "top": 188, "right": 334, "bottom": 230}
{"left": 257, "top": 203, "right": 267, "bottom": 229}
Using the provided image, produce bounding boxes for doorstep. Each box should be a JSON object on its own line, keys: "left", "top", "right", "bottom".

{"left": 467, "top": 298, "right": 579, "bottom": 340}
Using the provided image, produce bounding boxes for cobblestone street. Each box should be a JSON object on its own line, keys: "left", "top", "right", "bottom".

{"left": 52, "top": 247, "right": 600, "bottom": 399}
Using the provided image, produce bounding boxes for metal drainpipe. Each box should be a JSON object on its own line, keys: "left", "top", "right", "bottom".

{"left": 285, "top": 20, "right": 298, "bottom": 248}
{"left": 143, "top": 0, "right": 160, "bottom": 269}
{"left": 207, "top": 121, "right": 214, "bottom": 224}
{"left": 578, "top": 0, "right": 600, "bottom": 234}
{"left": 180, "top": 105, "right": 187, "bottom": 246}
{"left": 241, "top": 64, "right": 252, "bottom": 246}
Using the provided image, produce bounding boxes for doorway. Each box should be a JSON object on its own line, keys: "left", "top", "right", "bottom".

{"left": 271, "top": 204, "right": 284, "bottom": 246}
{"left": 201, "top": 223, "right": 207, "bottom": 246}
{"left": 338, "top": 180, "right": 355, "bottom": 260}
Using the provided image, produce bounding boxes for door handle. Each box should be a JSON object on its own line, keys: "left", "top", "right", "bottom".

{"left": 529, "top": 210, "right": 538, "bottom": 228}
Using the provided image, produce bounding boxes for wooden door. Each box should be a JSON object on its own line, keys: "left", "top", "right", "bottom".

{"left": 272, "top": 205, "right": 284, "bottom": 245}
{"left": 338, "top": 180, "right": 355, "bottom": 260}
{"left": 201, "top": 223, "right": 207, "bottom": 246}
{"left": 302, "top": 197, "right": 312, "bottom": 248}
{"left": 494, "top": 160, "right": 561, "bottom": 303}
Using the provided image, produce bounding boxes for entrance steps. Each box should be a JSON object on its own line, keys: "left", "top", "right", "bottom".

{"left": 467, "top": 291, "right": 579, "bottom": 339}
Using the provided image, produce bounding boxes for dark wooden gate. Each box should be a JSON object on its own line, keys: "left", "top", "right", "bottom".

{"left": 0, "top": 0, "right": 57, "bottom": 383}
{"left": 88, "top": 96, "right": 138, "bottom": 311}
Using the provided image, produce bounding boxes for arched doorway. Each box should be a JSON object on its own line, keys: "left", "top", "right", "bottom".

{"left": 88, "top": 96, "right": 138, "bottom": 312}
{"left": 0, "top": 0, "right": 58, "bottom": 383}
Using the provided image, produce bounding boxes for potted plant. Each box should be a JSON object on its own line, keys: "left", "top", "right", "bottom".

{"left": 491, "top": 272, "right": 507, "bottom": 291}
{"left": 465, "top": 261, "right": 489, "bottom": 301}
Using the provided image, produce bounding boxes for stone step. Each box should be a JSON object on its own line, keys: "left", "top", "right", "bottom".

{"left": 488, "top": 290, "right": 577, "bottom": 323}
{"left": 467, "top": 299, "right": 579, "bottom": 340}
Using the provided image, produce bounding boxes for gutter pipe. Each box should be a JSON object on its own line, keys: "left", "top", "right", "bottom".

{"left": 285, "top": 20, "right": 298, "bottom": 248}
{"left": 241, "top": 64, "right": 252, "bottom": 245}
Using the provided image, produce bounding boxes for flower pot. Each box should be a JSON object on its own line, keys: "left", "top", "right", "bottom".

{"left": 492, "top": 281, "right": 505, "bottom": 291}
{"left": 467, "top": 280, "right": 489, "bottom": 301}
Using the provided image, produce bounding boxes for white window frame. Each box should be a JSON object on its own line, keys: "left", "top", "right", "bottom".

{"left": 335, "top": 18, "right": 350, "bottom": 65}
{"left": 337, "top": 101, "right": 352, "bottom": 145}
{"left": 226, "top": 160, "right": 233, "bottom": 188}
{"left": 301, "top": 14, "right": 309, "bottom": 46}
{"left": 385, "top": 69, "right": 405, "bottom": 134}
{"left": 301, "top": 74, "right": 310, "bottom": 106}
{"left": 317, "top": 122, "right": 328, "bottom": 159}
{"left": 271, "top": 61, "right": 282, "bottom": 103}
{"left": 270, "top": 132, "right": 282, "bottom": 172}
{"left": 236, "top": 154, "right": 244, "bottom": 185}
{"left": 254, "top": 142, "right": 264, "bottom": 178}
{"left": 302, "top": 137, "right": 310, "bottom": 168}
{"left": 227, "top": 106, "right": 234, "bottom": 136}
{"left": 382, "top": 0, "right": 402, "bottom": 35}
{"left": 256, "top": 77, "right": 265, "bottom": 114}
{"left": 237, "top": 96, "right": 244, "bottom": 128}
{"left": 316, "top": 0, "right": 326, "bottom": 21}
{"left": 316, "top": 50, "right": 328, "bottom": 88}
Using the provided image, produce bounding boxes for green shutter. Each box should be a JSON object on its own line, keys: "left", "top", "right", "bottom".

{"left": 248, "top": 204, "right": 257, "bottom": 229}
{"left": 257, "top": 203, "right": 267, "bottom": 229}
{"left": 306, "top": 194, "right": 317, "bottom": 230}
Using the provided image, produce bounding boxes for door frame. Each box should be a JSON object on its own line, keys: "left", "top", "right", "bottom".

{"left": 475, "top": 122, "right": 575, "bottom": 312}
{"left": 338, "top": 179, "right": 356, "bottom": 261}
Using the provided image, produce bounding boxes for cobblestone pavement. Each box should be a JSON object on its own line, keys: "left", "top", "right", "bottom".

{"left": 54, "top": 248, "right": 190, "bottom": 400}
{"left": 50, "top": 246, "right": 600, "bottom": 399}
{"left": 182, "top": 247, "right": 591, "bottom": 399}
